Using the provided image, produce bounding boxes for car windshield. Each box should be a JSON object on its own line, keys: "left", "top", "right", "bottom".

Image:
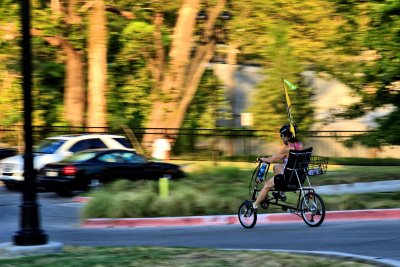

{"left": 35, "top": 139, "right": 66, "bottom": 154}
{"left": 63, "top": 151, "right": 97, "bottom": 163}
{"left": 113, "top": 137, "right": 133, "bottom": 148}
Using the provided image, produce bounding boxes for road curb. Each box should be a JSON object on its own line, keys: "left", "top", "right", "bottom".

{"left": 0, "top": 242, "right": 63, "bottom": 259}
{"left": 81, "top": 208, "right": 400, "bottom": 228}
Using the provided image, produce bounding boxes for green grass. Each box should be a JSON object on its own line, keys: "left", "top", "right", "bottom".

{"left": 176, "top": 161, "right": 400, "bottom": 185}
{"left": 0, "top": 246, "right": 377, "bottom": 267}
{"left": 328, "top": 157, "right": 400, "bottom": 166}
{"left": 81, "top": 162, "right": 400, "bottom": 219}
{"left": 322, "top": 192, "right": 400, "bottom": 210}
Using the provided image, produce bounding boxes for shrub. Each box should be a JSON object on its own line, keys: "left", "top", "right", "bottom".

{"left": 82, "top": 191, "right": 114, "bottom": 219}
{"left": 82, "top": 164, "right": 400, "bottom": 219}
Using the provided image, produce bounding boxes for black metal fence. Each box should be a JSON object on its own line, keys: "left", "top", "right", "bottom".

{"left": 0, "top": 125, "right": 398, "bottom": 160}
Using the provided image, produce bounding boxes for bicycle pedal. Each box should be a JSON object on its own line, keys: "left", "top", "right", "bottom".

{"left": 272, "top": 192, "right": 287, "bottom": 202}
{"left": 260, "top": 200, "right": 269, "bottom": 209}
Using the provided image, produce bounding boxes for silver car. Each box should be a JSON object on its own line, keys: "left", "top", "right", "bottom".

{"left": 0, "top": 134, "right": 133, "bottom": 190}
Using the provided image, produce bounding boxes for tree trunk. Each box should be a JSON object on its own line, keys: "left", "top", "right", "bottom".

{"left": 86, "top": 0, "right": 107, "bottom": 130}
{"left": 63, "top": 0, "right": 85, "bottom": 126}
{"left": 145, "top": 0, "right": 201, "bottom": 126}
{"left": 64, "top": 49, "right": 85, "bottom": 126}
{"left": 142, "top": 0, "right": 227, "bottom": 151}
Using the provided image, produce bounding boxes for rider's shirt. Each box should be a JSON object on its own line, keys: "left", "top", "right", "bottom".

{"left": 282, "top": 141, "right": 303, "bottom": 171}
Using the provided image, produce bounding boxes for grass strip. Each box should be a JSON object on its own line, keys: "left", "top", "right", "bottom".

{"left": 0, "top": 246, "right": 377, "bottom": 267}
{"left": 81, "top": 163, "right": 400, "bottom": 219}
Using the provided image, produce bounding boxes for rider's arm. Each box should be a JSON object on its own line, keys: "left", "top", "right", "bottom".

{"left": 259, "top": 146, "right": 288, "bottom": 163}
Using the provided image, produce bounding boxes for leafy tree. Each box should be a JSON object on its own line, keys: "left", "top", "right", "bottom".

{"left": 183, "top": 69, "right": 228, "bottom": 129}
{"left": 139, "top": 0, "right": 231, "bottom": 150}
{"left": 229, "top": 0, "right": 333, "bottom": 137}
{"left": 107, "top": 18, "right": 155, "bottom": 129}
{"left": 326, "top": 0, "right": 400, "bottom": 146}
{"left": 30, "top": 0, "right": 86, "bottom": 127}
{"left": 248, "top": 25, "right": 313, "bottom": 139}
{"left": 1, "top": 0, "right": 398, "bottom": 149}
{"left": 0, "top": 1, "right": 23, "bottom": 130}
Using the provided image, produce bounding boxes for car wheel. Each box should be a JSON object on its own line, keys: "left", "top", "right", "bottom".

{"left": 56, "top": 189, "right": 72, "bottom": 197}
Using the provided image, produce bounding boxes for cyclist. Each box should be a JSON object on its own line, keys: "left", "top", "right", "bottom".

{"left": 252, "top": 124, "right": 303, "bottom": 210}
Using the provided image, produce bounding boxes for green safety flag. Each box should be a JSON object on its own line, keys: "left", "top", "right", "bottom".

{"left": 283, "top": 79, "right": 298, "bottom": 90}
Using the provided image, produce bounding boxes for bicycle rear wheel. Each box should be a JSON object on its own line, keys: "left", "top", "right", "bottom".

{"left": 238, "top": 201, "right": 257, "bottom": 229}
{"left": 300, "top": 192, "right": 325, "bottom": 227}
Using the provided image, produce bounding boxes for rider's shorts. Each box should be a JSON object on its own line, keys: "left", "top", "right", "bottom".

{"left": 274, "top": 174, "right": 285, "bottom": 190}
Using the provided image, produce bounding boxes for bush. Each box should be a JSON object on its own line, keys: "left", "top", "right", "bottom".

{"left": 82, "top": 164, "right": 400, "bottom": 219}
{"left": 82, "top": 191, "right": 115, "bottom": 219}
{"left": 82, "top": 165, "right": 250, "bottom": 219}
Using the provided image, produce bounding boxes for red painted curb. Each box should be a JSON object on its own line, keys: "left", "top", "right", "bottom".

{"left": 81, "top": 209, "right": 400, "bottom": 228}
{"left": 73, "top": 196, "right": 92, "bottom": 203}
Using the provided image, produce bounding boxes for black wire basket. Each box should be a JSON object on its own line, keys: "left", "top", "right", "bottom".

{"left": 307, "top": 156, "right": 328, "bottom": 176}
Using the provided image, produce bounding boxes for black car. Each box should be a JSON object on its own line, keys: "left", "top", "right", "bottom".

{"left": 0, "top": 148, "right": 17, "bottom": 160}
{"left": 37, "top": 148, "right": 185, "bottom": 196}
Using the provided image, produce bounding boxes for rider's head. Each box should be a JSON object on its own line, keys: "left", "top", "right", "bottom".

{"left": 279, "top": 124, "right": 298, "bottom": 144}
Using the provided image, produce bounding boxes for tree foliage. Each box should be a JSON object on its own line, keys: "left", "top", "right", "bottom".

{"left": 248, "top": 24, "right": 314, "bottom": 139}
{"left": 0, "top": 0, "right": 399, "bottom": 146}
{"left": 323, "top": 0, "right": 400, "bottom": 146}
{"left": 0, "top": 0, "right": 23, "bottom": 127}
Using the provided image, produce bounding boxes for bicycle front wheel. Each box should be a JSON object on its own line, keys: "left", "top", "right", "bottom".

{"left": 238, "top": 201, "right": 257, "bottom": 229}
{"left": 300, "top": 192, "right": 325, "bottom": 227}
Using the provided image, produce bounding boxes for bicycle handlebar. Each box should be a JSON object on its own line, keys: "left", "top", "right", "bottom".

{"left": 255, "top": 157, "right": 271, "bottom": 165}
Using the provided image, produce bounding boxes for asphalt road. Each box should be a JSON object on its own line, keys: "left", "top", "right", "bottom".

{"left": 1, "top": 187, "right": 399, "bottom": 264}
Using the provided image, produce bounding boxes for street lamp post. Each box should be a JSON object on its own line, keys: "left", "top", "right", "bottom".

{"left": 14, "top": 0, "right": 47, "bottom": 246}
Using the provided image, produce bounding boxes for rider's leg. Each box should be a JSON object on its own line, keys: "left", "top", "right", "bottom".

{"left": 253, "top": 177, "right": 274, "bottom": 209}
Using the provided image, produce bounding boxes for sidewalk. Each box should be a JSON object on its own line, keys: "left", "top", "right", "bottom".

{"left": 314, "top": 180, "right": 400, "bottom": 195}
{"left": 76, "top": 180, "right": 400, "bottom": 228}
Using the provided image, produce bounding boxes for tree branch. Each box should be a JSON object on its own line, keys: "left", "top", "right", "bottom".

{"left": 30, "top": 29, "right": 75, "bottom": 55}
{"left": 105, "top": 5, "right": 134, "bottom": 19}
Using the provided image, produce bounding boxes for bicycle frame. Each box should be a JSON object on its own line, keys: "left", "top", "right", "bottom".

{"left": 239, "top": 149, "right": 326, "bottom": 228}
{"left": 250, "top": 161, "right": 316, "bottom": 214}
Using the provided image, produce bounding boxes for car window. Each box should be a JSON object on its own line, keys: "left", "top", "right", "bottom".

{"left": 88, "top": 138, "right": 108, "bottom": 149}
{"left": 98, "top": 152, "right": 124, "bottom": 163}
{"left": 64, "top": 152, "right": 97, "bottom": 163}
{"left": 35, "top": 139, "right": 66, "bottom": 154}
{"left": 113, "top": 137, "right": 133, "bottom": 148}
{"left": 69, "top": 138, "right": 107, "bottom": 153}
{"left": 121, "top": 152, "right": 146, "bottom": 163}
{"left": 69, "top": 140, "right": 90, "bottom": 153}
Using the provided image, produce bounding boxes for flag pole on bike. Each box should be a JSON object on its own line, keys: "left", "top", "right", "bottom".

{"left": 282, "top": 78, "right": 297, "bottom": 137}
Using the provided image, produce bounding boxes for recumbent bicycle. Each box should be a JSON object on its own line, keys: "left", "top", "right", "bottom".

{"left": 238, "top": 147, "right": 328, "bottom": 228}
